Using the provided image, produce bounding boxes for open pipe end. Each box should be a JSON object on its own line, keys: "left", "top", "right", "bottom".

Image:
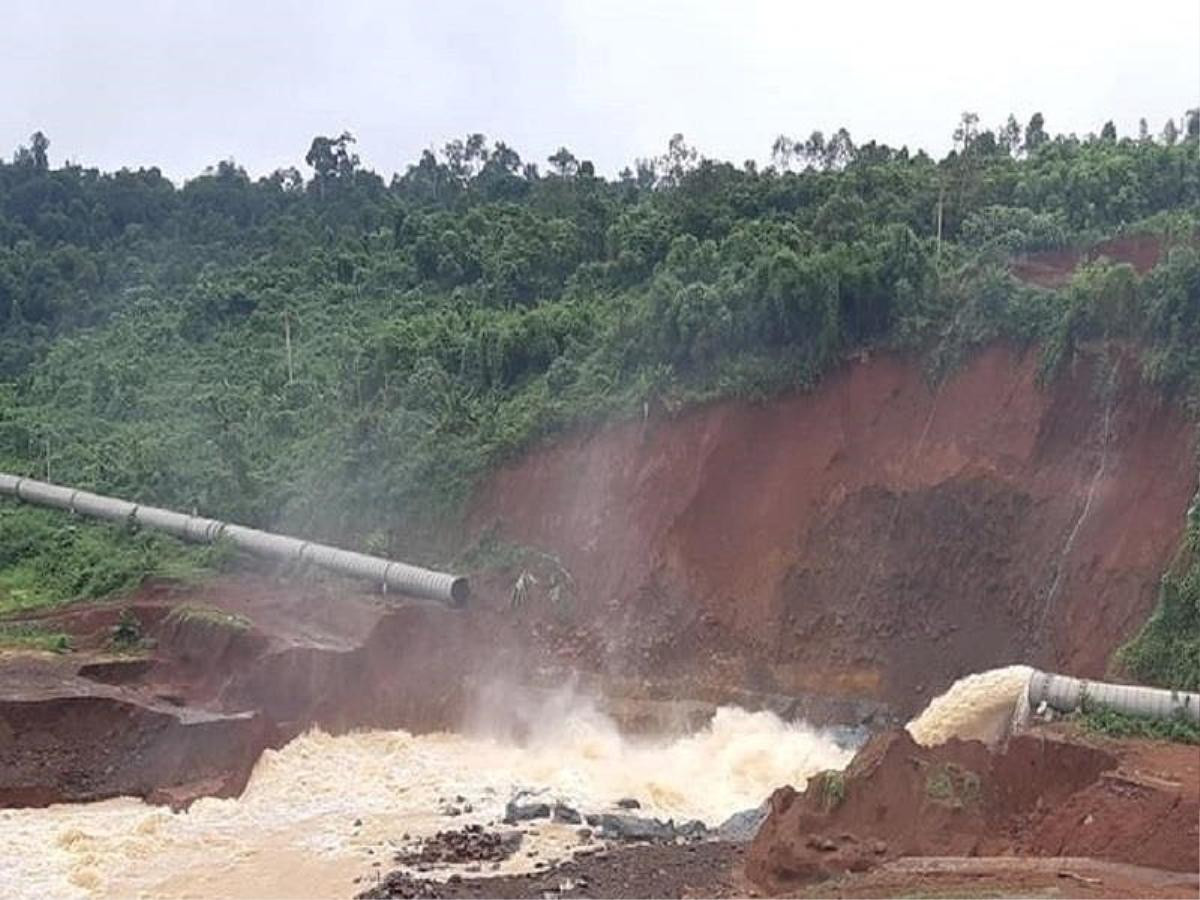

{"left": 448, "top": 576, "right": 470, "bottom": 607}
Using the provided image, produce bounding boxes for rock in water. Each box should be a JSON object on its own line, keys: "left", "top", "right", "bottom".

{"left": 715, "top": 803, "right": 768, "bottom": 841}
{"left": 676, "top": 819, "right": 710, "bottom": 841}
{"left": 593, "top": 813, "right": 676, "bottom": 842}
{"left": 504, "top": 791, "right": 551, "bottom": 824}
{"left": 552, "top": 802, "right": 582, "bottom": 824}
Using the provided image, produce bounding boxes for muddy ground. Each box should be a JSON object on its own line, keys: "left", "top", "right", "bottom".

{"left": 359, "top": 849, "right": 1198, "bottom": 900}
{"left": 5, "top": 575, "right": 1197, "bottom": 899}
{"left": 0, "top": 573, "right": 571, "bottom": 807}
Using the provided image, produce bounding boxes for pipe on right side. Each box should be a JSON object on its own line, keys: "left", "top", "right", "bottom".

{"left": 1028, "top": 670, "right": 1200, "bottom": 724}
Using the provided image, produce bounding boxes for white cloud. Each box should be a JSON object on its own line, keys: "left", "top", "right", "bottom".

{"left": 1, "top": 0, "right": 1195, "bottom": 182}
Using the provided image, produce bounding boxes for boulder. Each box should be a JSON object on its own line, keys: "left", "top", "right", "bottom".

{"left": 504, "top": 791, "right": 551, "bottom": 824}
{"left": 552, "top": 802, "right": 582, "bottom": 824}
{"left": 593, "top": 813, "right": 676, "bottom": 842}
{"left": 715, "top": 803, "right": 768, "bottom": 841}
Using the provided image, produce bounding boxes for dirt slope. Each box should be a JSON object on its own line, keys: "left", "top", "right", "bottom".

{"left": 470, "top": 344, "right": 1195, "bottom": 717}
{"left": 744, "top": 726, "right": 1199, "bottom": 890}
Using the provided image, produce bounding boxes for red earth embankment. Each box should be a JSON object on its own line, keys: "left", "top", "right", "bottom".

{"left": 470, "top": 344, "right": 1195, "bottom": 717}
{"left": 0, "top": 577, "right": 563, "bottom": 808}
{"left": 0, "top": 653, "right": 275, "bottom": 808}
{"left": 744, "top": 727, "right": 1199, "bottom": 891}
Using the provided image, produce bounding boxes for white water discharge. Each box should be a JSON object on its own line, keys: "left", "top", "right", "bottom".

{"left": 0, "top": 701, "right": 852, "bottom": 900}
{"left": 906, "top": 665, "right": 1034, "bottom": 746}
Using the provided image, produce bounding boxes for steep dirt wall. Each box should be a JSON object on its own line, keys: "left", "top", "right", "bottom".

{"left": 0, "top": 578, "right": 558, "bottom": 808}
{"left": 0, "top": 687, "right": 274, "bottom": 808}
{"left": 744, "top": 728, "right": 1199, "bottom": 889}
{"left": 470, "top": 344, "right": 1195, "bottom": 716}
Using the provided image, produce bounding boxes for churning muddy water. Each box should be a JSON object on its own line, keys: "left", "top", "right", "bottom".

{"left": 1, "top": 699, "right": 853, "bottom": 899}
{"left": 1, "top": 667, "right": 1039, "bottom": 899}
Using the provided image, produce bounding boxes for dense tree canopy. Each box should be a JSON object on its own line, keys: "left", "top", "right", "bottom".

{"left": 0, "top": 113, "right": 1197, "bottom": 550}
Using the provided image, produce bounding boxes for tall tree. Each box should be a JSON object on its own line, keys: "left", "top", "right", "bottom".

{"left": 547, "top": 147, "right": 579, "bottom": 178}
{"left": 661, "top": 133, "right": 699, "bottom": 184}
{"left": 304, "top": 132, "right": 358, "bottom": 197}
{"left": 1162, "top": 118, "right": 1179, "bottom": 146}
{"left": 823, "top": 128, "right": 855, "bottom": 170}
{"left": 13, "top": 131, "right": 50, "bottom": 171}
{"left": 999, "top": 114, "right": 1022, "bottom": 156}
{"left": 30, "top": 131, "right": 49, "bottom": 171}
{"left": 1024, "top": 112, "right": 1048, "bottom": 152}
{"left": 953, "top": 112, "right": 980, "bottom": 155}
{"left": 771, "top": 134, "right": 797, "bottom": 172}
{"left": 801, "top": 131, "right": 826, "bottom": 169}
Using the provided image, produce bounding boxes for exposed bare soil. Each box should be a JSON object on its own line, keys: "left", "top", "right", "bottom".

{"left": 790, "top": 856, "right": 1200, "bottom": 899}
{"left": 2, "top": 344, "right": 1194, "bottom": 809}
{"left": 1011, "top": 234, "right": 1167, "bottom": 288}
{"left": 470, "top": 344, "right": 1194, "bottom": 717}
{"left": 0, "top": 651, "right": 273, "bottom": 807}
{"left": 745, "top": 726, "right": 1199, "bottom": 891}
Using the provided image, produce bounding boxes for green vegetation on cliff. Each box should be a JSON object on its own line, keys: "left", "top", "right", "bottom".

{"left": 1119, "top": 491, "right": 1200, "bottom": 692}
{"left": 0, "top": 114, "right": 1198, "bottom": 656}
{"left": 0, "top": 504, "right": 228, "bottom": 616}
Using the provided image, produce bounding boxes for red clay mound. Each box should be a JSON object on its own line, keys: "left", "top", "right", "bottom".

{"left": 469, "top": 344, "right": 1195, "bottom": 717}
{"left": 744, "top": 728, "right": 1199, "bottom": 891}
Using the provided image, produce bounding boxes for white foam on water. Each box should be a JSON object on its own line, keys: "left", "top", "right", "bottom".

{"left": 906, "top": 665, "right": 1034, "bottom": 746}
{"left": 0, "top": 701, "right": 852, "bottom": 899}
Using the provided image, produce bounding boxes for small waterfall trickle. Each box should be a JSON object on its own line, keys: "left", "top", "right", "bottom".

{"left": 1035, "top": 356, "right": 1119, "bottom": 653}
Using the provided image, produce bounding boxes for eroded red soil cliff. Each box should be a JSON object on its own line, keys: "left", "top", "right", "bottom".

{"left": 470, "top": 344, "right": 1195, "bottom": 716}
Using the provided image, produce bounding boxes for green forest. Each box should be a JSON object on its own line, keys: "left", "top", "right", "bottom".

{"left": 0, "top": 112, "right": 1197, "bottom": 687}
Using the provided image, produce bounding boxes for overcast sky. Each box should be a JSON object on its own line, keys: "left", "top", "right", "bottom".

{"left": 2, "top": 1, "right": 1197, "bottom": 183}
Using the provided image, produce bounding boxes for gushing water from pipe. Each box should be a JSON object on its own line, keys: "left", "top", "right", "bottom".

{"left": 906, "top": 665, "right": 1035, "bottom": 746}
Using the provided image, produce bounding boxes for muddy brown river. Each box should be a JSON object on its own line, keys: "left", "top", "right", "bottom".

{"left": 1, "top": 700, "right": 851, "bottom": 898}
{"left": 0, "top": 669, "right": 1032, "bottom": 899}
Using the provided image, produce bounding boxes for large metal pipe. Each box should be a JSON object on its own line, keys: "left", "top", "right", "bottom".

{"left": 0, "top": 473, "right": 468, "bottom": 605}
{"left": 1028, "top": 669, "right": 1199, "bottom": 724}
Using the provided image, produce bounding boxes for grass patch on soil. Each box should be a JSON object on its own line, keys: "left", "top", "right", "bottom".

{"left": 0, "top": 503, "right": 233, "bottom": 617}
{"left": 812, "top": 769, "right": 847, "bottom": 810}
{"left": 924, "top": 762, "right": 982, "bottom": 808}
{"left": 164, "top": 603, "right": 252, "bottom": 631}
{"left": 1073, "top": 707, "right": 1200, "bottom": 745}
{"left": 0, "top": 623, "right": 72, "bottom": 653}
